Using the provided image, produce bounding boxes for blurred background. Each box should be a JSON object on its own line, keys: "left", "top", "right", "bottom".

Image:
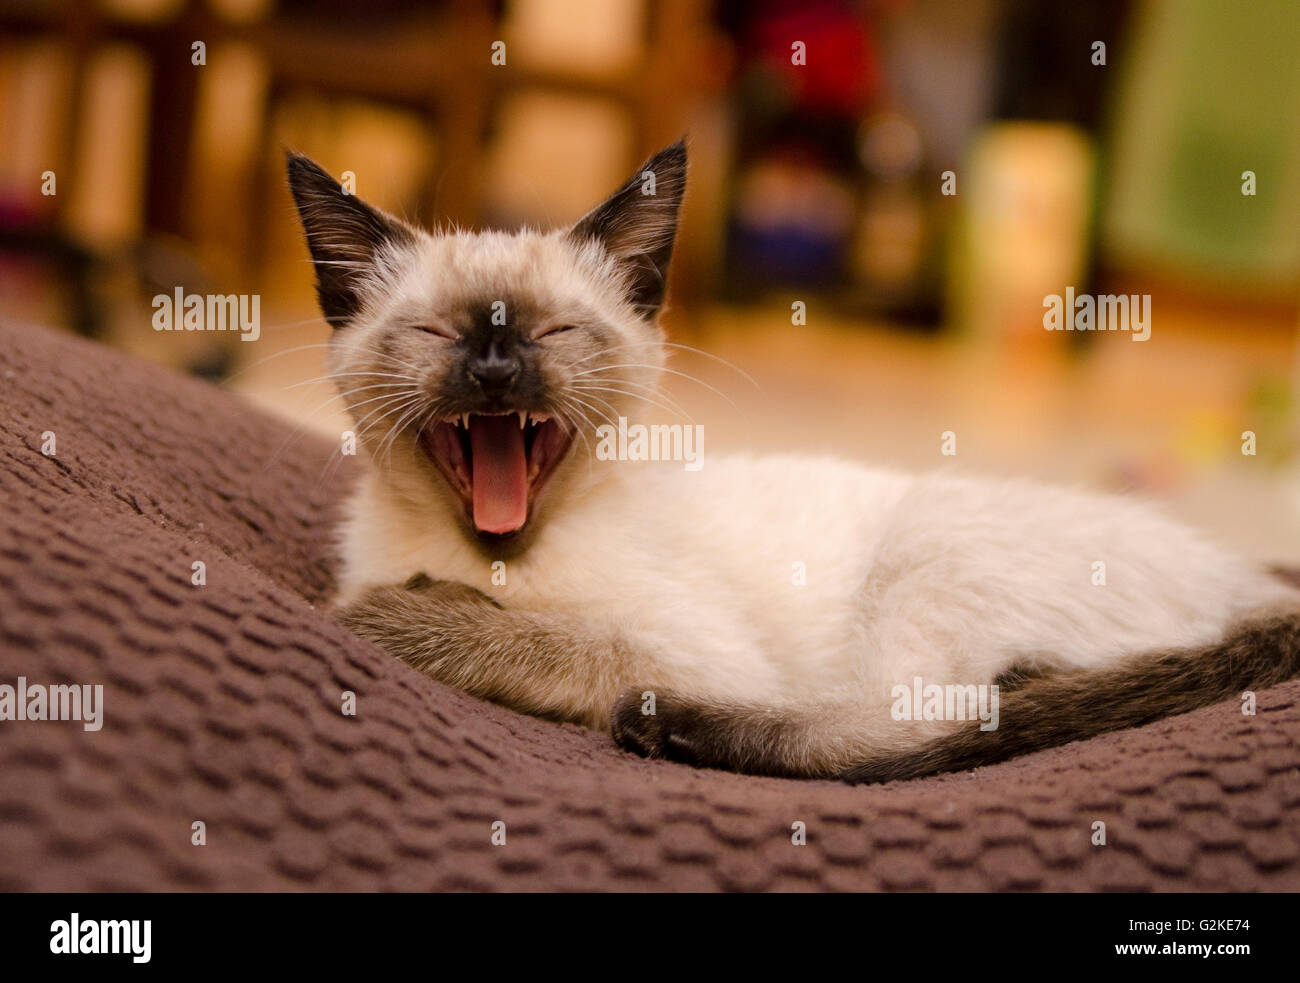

{"left": 3, "top": 0, "right": 1300, "bottom": 560}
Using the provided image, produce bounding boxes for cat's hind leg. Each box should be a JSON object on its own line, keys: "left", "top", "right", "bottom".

{"left": 611, "top": 688, "right": 955, "bottom": 779}
{"left": 613, "top": 605, "right": 1300, "bottom": 783}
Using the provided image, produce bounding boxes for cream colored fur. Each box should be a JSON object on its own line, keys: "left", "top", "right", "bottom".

{"left": 289, "top": 146, "right": 1297, "bottom": 769}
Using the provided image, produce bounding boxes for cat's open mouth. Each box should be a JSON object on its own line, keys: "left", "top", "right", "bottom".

{"left": 420, "top": 412, "right": 573, "bottom": 536}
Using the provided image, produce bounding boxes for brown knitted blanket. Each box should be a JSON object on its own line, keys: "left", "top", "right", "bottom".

{"left": 1, "top": 319, "right": 1298, "bottom": 892}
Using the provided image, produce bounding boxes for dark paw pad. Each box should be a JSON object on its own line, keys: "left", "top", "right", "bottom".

{"left": 611, "top": 689, "right": 703, "bottom": 765}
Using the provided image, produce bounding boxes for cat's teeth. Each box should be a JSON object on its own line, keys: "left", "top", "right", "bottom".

{"left": 458, "top": 414, "right": 470, "bottom": 429}
{"left": 528, "top": 412, "right": 550, "bottom": 426}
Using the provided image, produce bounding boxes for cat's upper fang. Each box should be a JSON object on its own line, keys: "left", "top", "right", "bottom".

{"left": 442, "top": 411, "right": 550, "bottom": 429}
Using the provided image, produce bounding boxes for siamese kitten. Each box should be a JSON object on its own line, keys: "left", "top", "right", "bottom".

{"left": 287, "top": 142, "right": 1300, "bottom": 783}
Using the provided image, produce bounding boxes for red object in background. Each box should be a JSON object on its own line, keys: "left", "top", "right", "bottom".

{"left": 0, "top": 192, "right": 56, "bottom": 230}
{"left": 751, "top": 1, "right": 881, "bottom": 117}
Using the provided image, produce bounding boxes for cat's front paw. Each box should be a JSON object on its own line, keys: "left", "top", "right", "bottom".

{"left": 611, "top": 688, "right": 705, "bottom": 766}
{"left": 335, "top": 573, "right": 501, "bottom": 644}
{"left": 397, "top": 572, "right": 502, "bottom": 607}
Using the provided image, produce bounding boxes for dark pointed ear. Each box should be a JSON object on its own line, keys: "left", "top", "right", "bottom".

{"left": 286, "top": 152, "right": 416, "bottom": 328}
{"left": 567, "top": 139, "right": 687, "bottom": 318}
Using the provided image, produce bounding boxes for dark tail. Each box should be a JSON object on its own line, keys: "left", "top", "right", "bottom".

{"left": 840, "top": 609, "right": 1300, "bottom": 785}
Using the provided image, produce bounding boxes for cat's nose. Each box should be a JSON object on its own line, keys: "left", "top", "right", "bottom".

{"left": 469, "top": 350, "right": 520, "bottom": 394}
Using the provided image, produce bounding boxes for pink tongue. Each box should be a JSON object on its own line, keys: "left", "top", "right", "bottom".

{"left": 469, "top": 416, "right": 528, "bottom": 533}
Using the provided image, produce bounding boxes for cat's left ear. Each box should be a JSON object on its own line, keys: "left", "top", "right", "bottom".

{"left": 567, "top": 139, "right": 687, "bottom": 318}
{"left": 286, "top": 152, "right": 416, "bottom": 328}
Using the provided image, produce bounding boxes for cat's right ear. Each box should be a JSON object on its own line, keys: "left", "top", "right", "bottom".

{"left": 567, "top": 139, "right": 687, "bottom": 319}
{"left": 286, "top": 152, "right": 416, "bottom": 328}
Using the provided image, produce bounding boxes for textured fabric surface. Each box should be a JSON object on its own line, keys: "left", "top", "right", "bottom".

{"left": 2, "top": 320, "right": 1299, "bottom": 892}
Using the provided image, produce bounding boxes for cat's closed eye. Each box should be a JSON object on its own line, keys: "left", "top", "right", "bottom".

{"left": 412, "top": 323, "right": 457, "bottom": 340}
{"left": 534, "top": 323, "right": 577, "bottom": 340}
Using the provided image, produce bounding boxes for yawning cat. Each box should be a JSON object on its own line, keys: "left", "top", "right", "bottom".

{"left": 287, "top": 141, "right": 1300, "bottom": 782}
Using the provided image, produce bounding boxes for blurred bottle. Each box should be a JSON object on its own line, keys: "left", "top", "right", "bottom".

{"left": 844, "top": 108, "right": 941, "bottom": 325}
{"left": 948, "top": 122, "right": 1097, "bottom": 345}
